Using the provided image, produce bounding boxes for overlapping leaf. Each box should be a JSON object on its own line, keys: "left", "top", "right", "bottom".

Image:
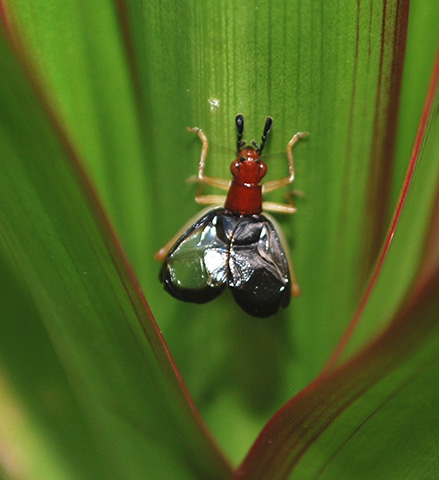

{"left": 0, "top": 24, "right": 230, "bottom": 479}
{"left": 0, "top": 0, "right": 438, "bottom": 478}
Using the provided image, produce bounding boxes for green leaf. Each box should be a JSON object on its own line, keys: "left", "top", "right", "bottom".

{"left": 235, "top": 6, "right": 439, "bottom": 473}
{"left": 236, "top": 273, "right": 439, "bottom": 479}
{"left": 236, "top": 35, "right": 439, "bottom": 475}
{"left": 1, "top": 0, "right": 439, "bottom": 477}
{"left": 0, "top": 248, "right": 111, "bottom": 480}
{"left": 0, "top": 25, "right": 230, "bottom": 479}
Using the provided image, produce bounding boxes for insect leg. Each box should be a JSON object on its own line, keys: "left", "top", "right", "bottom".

{"left": 187, "top": 126, "right": 209, "bottom": 180}
{"left": 154, "top": 205, "right": 220, "bottom": 261}
{"left": 187, "top": 174, "right": 230, "bottom": 190}
{"left": 187, "top": 126, "right": 230, "bottom": 190}
{"left": 262, "top": 201, "right": 297, "bottom": 215}
{"left": 189, "top": 173, "right": 228, "bottom": 205}
{"left": 263, "top": 131, "right": 309, "bottom": 194}
{"left": 195, "top": 194, "right": 227, "bottom": 206}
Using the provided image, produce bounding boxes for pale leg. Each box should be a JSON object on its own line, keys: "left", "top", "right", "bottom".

{"left": 156, "top": 127, "right": 230, "bottom": 261}
{"left": 262, "top": 201, "right": 297, "bottom": 214}
{"left": 263, "top": 131, "right": 309, "bottom": 193}
{"left": 187, "top": 126, "right": 230, "bottom": 190}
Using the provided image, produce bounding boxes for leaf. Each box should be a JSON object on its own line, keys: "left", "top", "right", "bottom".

{"left": 0, "top": 248, "right": 111, "bottom": 480}
{"left": 1, "top": 0, "right": 439, "bottom": 476}
{"left": 235, "top": 41, "right": 439, "bottom": 478}
{"left": 0, "top": 25, "right": 230, "bottom": 479}
{"left": 324, "top": 41, "right": 439, "bottom": 370}
{"left": 235, "top": 271, "right": 439, "bottom": 479}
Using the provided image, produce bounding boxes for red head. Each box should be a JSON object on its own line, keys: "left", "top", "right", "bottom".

{"left": 225, "top": 115, "right": 272, "bottom": 214}
{"left": 231, "top": 114, "right": 272, "bottom": 185}
{"left": 230, "top": 147, "right": 267, "bottom": 184}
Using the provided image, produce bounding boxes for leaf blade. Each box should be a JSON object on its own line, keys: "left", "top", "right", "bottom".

{"left": 0, "top": 25, "right": 231, "bottom": 479}
{"left": 235, "top": 269, "right": 439, "bottom": 479}
{"left": 235, "top": 37, "right": 439, "bottom": 478}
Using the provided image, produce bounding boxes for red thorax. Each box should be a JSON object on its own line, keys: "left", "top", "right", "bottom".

{"left": 224, "top": 147, "right": 267, "bottom": 215}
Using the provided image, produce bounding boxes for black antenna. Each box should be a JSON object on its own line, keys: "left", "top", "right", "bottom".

{"left": 236, "top": 114, "right": 246, "bottom": 153}
{"left": 257, "top": 116, "right": 273, "bottom": 154}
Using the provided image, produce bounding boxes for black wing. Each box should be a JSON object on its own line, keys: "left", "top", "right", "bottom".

{"left": 227, "top": 214, "right": 291, "bottom": 317}
{"left": 161, "top": 209, "right": 291, "bottom": 317}
{"left": 160, "top": 208, "right": 231, "bottom": 303}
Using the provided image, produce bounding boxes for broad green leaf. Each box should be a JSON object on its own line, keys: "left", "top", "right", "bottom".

{"left": 3, "top": 0, "right": 153, "bottom": 277}
{"left": 0, "top": 26, "right": 230, "bottom": 479}
{"left": 235, "top": 37, "right": 439, "bottom": 476}
{"left": 338, "top": 66, "right": 439, "bottom": 362}
{"left": 236, "top": 273, "right": 439, "bottom": 479}
{"left": 1, "top": 0, "right": 439, "bottom": 476}
{"left": 0, "top": 249, "right": 110, "bottom": 480}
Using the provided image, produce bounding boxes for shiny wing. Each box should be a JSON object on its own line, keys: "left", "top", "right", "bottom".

{"left": 228, "top": 215, "right": 291, "bottom": 317}
{"left": 160, "top": 208, "right": 231, "bottom": 303}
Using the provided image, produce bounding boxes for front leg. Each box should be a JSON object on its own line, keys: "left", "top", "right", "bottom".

{"left": 188, "top": 177, "right": 228, "bottom": 206}
{"left": 187, "top": 126, "right": 209, "bottom": 181}
{"left": 262, "top": 177, "right": 293, "bottom": 194}
{"left": 187, "top": 126, "right": 230, "bottom": 190}
{"left": 187, "top": 174, "right": 230, "bottom": 191}
{"left": 263, "top": 131, "right": 309, "bottom": 194}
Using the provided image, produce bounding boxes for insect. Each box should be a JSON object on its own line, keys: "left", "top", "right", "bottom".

{"left": 155, "top": 115, "right": 308, "bottom": 317}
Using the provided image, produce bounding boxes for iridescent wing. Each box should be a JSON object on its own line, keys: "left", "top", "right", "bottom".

{"left": 161, "top": 209, "right": 291, "bottom": 317}
{"left": 160, "top": 208, "right": 230, "bottom": 303}
{"left": 228, "top": 215, "right": 291, "bottom": 317}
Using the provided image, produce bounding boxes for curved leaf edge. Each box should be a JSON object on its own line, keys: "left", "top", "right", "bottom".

{"left": 234, "top": 36, "right": 439, "bottom": 480}
{"left": 235, "top": 263, "right": 439, "bottom": 479}
{"left": 321, "top": 41, "right": 439, "bottom": 374}
{"left": 0, "top": 11, "right": 232, "bottom": 475}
